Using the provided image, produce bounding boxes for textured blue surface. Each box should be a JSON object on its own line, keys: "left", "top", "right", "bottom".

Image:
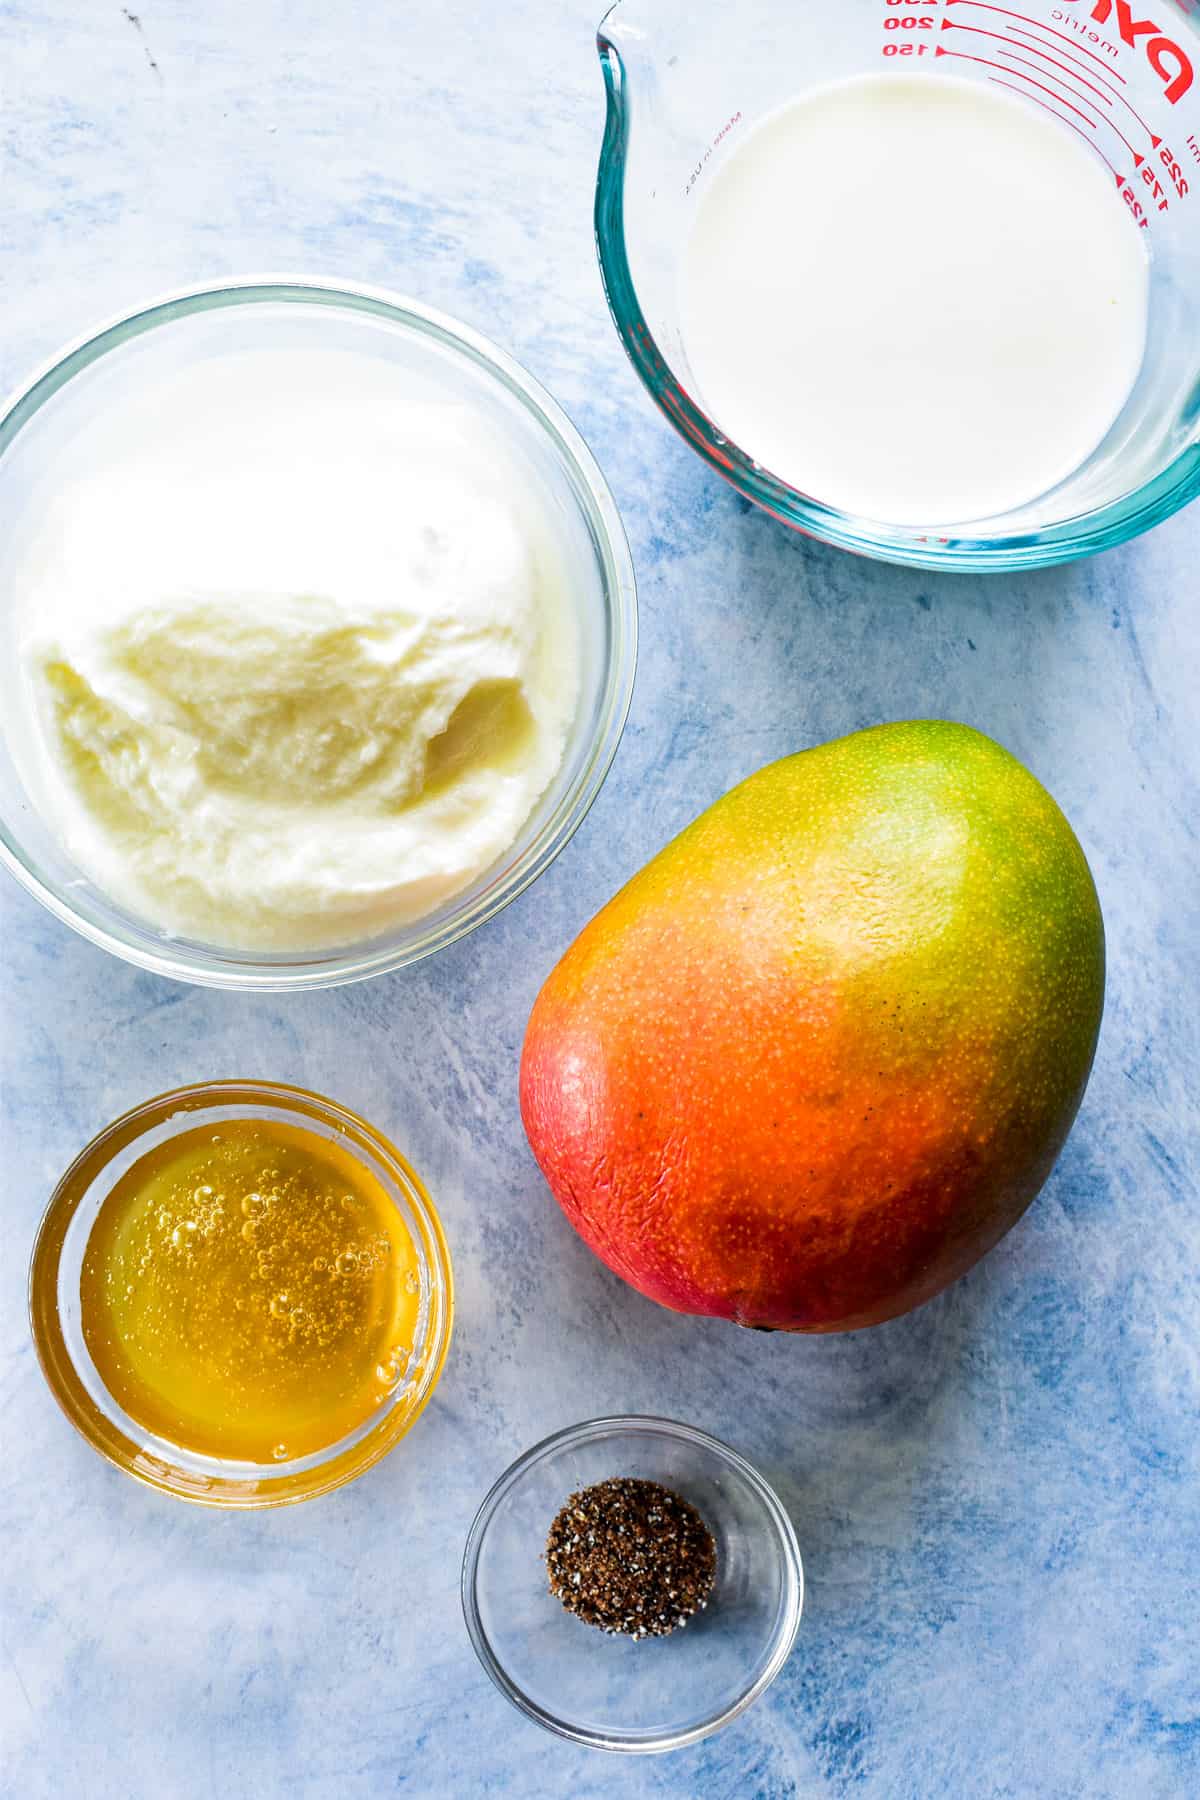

{"left": 2, "top": 4, "right": 1199, "bottom": 1795}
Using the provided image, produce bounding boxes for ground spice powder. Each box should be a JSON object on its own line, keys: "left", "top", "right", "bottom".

{"left": 545, "top": 1476, "right": 717, "bottom": 1639}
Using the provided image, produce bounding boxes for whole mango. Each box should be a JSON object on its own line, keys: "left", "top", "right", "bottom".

{"left": 520, "top": 721, "right": 1104, "bottom": 1332}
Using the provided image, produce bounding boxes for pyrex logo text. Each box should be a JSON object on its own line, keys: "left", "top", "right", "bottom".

{"left": 1090, "top": 1, "right": 1194, "bottom": 102}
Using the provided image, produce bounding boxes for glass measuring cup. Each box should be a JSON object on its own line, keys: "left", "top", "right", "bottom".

{"left": 596, "top": 0, "right": 1200, "bottom": 569}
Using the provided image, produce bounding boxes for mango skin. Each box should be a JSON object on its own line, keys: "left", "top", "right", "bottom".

{"left": 520, "top": 721, "right": 1105, "bottom": 1333}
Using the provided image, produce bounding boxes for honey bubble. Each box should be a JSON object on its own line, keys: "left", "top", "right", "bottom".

{"left": 375, "top": 1346, "right": 409, "bottom": 1389}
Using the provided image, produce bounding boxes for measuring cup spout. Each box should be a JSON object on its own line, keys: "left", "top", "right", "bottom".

{"left": 595, "top": 0, "right": 741, "bottom": 486}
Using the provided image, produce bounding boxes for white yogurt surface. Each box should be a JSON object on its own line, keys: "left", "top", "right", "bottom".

{"left": 682, "top": 74, "right": 1150, "bottom": 525}
{"left": 10, "top": 348, "right": 578, "bottom": 951}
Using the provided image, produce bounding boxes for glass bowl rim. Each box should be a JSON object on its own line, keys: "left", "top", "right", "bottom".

{"left": 0, "top": 273, "right": 638, "bottom": 990}
{"left": 594, "top": 22, "right": 1200, "bottom": 573}
{"left": 460, "top": 1412, "right": 805, "bottom": 1754}
{"left": 28, "top": 1078, "right": 455, "bottom": 1508}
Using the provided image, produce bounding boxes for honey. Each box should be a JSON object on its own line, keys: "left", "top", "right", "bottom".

{"left": 80, "top": 1116, "right": 423, "bottom": 1463}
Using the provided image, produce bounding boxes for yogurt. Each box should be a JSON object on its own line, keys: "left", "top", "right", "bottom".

{"left": 682, "top": 73, "right": 1150, "bottom": 525}
{"left": 11, "top": 349, "right": 578, "bottom": 951}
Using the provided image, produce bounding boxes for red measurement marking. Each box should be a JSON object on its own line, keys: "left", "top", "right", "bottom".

{"left": 945, "top": 0, "right": 1128, "bottom": 79}
{"left": 991, "top": 42, "right": 1148, "bottom": 161}
{"left": 998, "top": 45, "right": 1122, "bottom": 115}
{"left": 1000, "top": 47, "right": 1149, "bottom": 159}
{"left": 986, "top": 76, "right": 1124, "bottom": 175}
{"left": 936, "top": 45, "right": 1098, "bottom": 122}
{"left": 1005, "top": 24, "right": 1124, "bottom": 87}
{"left": 948, "top": 14, "right": 1164, "bottom": 154}
{"left": 945, "top": 21, "right": 1115, "bottom": 102}
{"left": 1006, "top": 24, "right": 1162, "bottom": 141}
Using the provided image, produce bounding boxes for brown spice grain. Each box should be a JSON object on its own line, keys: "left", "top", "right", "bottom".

{"left": 545, "top": 1476, "right": 717, "bottom": 1639}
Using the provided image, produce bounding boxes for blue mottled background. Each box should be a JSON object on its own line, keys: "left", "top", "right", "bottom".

{"left": 1, "top": 4, "right": 1198, "bottom": 1795}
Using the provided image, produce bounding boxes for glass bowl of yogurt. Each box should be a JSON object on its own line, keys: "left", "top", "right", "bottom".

{"left": 0, "top": 278, "right": 636, "bottom": 988}
{"left": 596, "top": 0, "right": 1200, "bottom": 569}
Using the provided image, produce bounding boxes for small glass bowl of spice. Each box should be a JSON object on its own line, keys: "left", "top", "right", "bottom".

{"left": 461, "top": 1416, "right": 803, "bottom": 1753}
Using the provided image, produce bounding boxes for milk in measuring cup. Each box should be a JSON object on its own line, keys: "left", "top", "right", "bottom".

{"left": 682, "top": 74, "right": 1149, "bottom": 525}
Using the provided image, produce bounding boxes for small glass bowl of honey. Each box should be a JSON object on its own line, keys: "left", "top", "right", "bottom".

{"left": 29, "top": 1081, "right": 453, "bottom": 1507}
